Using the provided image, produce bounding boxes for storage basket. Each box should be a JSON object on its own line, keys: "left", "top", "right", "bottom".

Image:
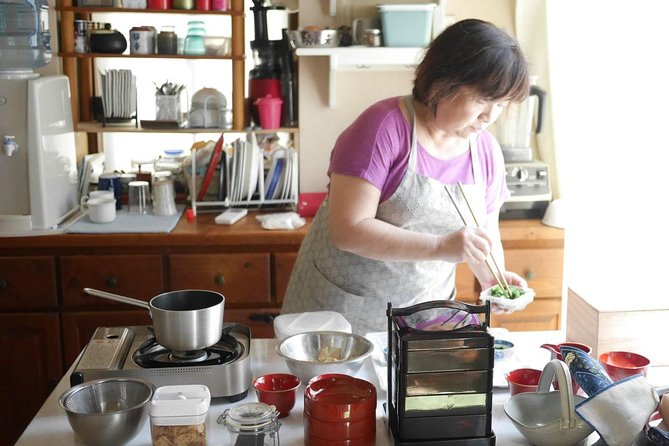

{"left": 387, "top": 300, "right": 496, "bottom": 445}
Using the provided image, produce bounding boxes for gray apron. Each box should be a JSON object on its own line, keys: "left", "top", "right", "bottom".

{"left": 282, "top": 96, "right": 487, "bottom": 334}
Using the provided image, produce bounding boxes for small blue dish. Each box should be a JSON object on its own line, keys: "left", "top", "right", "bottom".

{"left": 494, "top": 339, "right": 515, "bottom": 361}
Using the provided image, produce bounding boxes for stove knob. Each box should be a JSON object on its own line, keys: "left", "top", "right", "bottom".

{"left": 511, "top": 166, "right": 529, "bottom": 182}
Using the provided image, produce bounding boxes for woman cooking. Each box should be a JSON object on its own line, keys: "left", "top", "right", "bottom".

{"left": 281, "top": 19, "right": 530, "bottom": 335}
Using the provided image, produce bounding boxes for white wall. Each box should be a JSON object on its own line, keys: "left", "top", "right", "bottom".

{"left": 546, "top": 0, "right": 669, "bottom": 306}
{"left": 296, "top": 0, "right": 515, "bottom": 193}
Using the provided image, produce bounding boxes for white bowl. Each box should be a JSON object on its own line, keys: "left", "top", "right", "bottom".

{"left": 480, "top": 286, "right": 534, "bottom": 311}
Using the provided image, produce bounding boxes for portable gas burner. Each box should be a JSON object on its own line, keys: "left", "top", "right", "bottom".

{"left": 70, "top": 323, "right": 252, "bottom": 401}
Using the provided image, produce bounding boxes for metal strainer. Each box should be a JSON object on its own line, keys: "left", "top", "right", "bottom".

{"left": 59, "top": 377, "right": 154, "bottom": 446}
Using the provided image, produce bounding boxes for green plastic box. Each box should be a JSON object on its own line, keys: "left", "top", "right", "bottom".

{"left": 378, "top": 3, "right": 436, "bottom": 47}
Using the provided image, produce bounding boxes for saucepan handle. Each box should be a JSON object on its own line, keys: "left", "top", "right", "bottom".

{"left": 83, "top": 287, "right": 151, "bottom": 312}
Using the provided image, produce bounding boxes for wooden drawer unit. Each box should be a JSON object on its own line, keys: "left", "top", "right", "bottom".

{"left": 274, "top": 252, "right": 298, "bottom": 304}
{"left": 504, "top": 248, "right": 564, "bottom": 298}
{"left": 225, "top": 307, "right": 281, "bottom": 339}
{"left": 168, "top": 253, "right": 271, "bottom": 304}
{"left": 491, "top": 297, "right": 561, "bottom": 331}
{"left": 455, "top": 263, "right": 478, "bottom": 303}
{"left": 60, "top": 255, "right": 165, "bottom": 309}
{"left": 0, "top": 256, "right": 57, "bottom": 309}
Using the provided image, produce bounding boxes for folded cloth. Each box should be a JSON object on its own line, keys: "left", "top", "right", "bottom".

{"left": 575, "top": 375, "right": 659, "bottom": 446}
{"left": 255, "top": 212, "right": 306, "bottom": 230}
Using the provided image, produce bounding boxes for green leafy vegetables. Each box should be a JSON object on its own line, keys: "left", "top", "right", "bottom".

{"left": 489, "top": 285, "right": 524, "bottom": 299}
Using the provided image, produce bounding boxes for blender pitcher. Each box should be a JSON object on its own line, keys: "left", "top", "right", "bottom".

{"left": 496, "top": 84, "right": 546, "bottom": 162}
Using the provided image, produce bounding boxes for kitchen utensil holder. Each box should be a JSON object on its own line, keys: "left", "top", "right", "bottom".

{"left": 188, "top": 146, "right": 297, "bottom": 216}
{"left": 387, "top": 300, "right": 496, "bottom": 445}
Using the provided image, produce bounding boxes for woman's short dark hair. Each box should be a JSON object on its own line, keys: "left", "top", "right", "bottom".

{"left": 413, "top": 19, "right": 530, "bottom": 114}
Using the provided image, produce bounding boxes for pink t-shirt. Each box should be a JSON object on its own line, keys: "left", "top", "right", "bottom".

{"left": 328, "top": 97, "right": 510, "bottom": 214}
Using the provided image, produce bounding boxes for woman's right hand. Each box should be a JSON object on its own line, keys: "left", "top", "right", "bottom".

{"left": 439, "top": 226, "right": 493, "bottom": 264}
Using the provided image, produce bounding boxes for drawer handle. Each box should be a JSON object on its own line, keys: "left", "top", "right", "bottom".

{"left": 214, "top": 275, "right": 225, "bottom": 286}
{"left": 0, "top": 279, "right": 6, "bottom": 290}
{"left": 249, "top": 313, "right": 279, "bottom": 324}
{"left": 525, "top": 271, "right": 536, "bottom": 280}
{"left": 106, "top": 277, "right": 118, "bottom": 288}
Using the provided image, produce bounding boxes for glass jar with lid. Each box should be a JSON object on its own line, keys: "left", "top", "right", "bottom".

{"left": 217, "top": 402, "right": 280, "bottom": 446}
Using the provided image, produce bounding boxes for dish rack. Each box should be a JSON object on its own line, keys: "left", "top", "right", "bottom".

{"left": 189, "top": 143, "right": 298, "bottom": 216}
{"left": 387, "top": 300, "right": 496, "bottom": 445}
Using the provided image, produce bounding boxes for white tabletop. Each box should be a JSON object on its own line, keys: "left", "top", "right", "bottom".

{"left": 16, "top": 330, "right": 669, "bottom": 445}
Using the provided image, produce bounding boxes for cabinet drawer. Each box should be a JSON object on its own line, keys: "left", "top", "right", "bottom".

{"left": 60, "top": 255, "right": 165, "bottom": 309}
{"left": 225, "top": 308, "right": 280, "bottom": 339}
{"left": 274, "top": 252, "right": 298, "bottom": 304}
{"left": 455, "top": 263, "right": 477, "bottom": 301}
{"left": 0, "top": 256, "right": 57, "bottom": 309}
{"left": 491, "top": 298, "right": 561, "bottom": 331}
{"left": 169, "top": 254, "right": 270, "bottom": 304}
{"left": 504, "top": 248, "right": 564, "bottom": 298}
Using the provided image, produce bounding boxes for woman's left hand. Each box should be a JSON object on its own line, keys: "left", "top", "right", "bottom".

{"left": 486, "top": 271, "right": 529, "bottom": 314}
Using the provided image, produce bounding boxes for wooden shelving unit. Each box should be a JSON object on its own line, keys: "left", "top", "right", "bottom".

{"left": 56, "top": 0, "right": 247, "bottom": 148}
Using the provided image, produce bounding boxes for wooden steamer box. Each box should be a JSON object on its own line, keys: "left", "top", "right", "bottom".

{"left": 567, "top": 287, "right": 669, "bottom": 366}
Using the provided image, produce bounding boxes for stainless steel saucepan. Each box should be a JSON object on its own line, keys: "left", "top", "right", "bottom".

{"left": 84, "top": 288, "right": 224, "bottom": 352}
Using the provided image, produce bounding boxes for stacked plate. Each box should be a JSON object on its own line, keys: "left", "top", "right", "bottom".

{"left": 264, "top": 147, "right": 298, "bottom": 201}
{"left": 227, "top": 138, "right": 261, "bottom": 202}
{"left": 304, "top": 375, "right": 376, "bottom": 446}
{"left": 100, "top": 69, "right": 136, "bottom": 119}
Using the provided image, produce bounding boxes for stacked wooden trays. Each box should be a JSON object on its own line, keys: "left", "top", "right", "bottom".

{"left": 386, "top": 300, "right": 496, "bottom": 445}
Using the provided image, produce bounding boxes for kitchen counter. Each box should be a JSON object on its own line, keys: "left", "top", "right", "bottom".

{"left": 22, "top": 330, "right": 669, "bottom": 446}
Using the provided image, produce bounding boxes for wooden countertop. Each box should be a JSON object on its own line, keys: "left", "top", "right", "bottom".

{"left": 0, "top": 212, "right": 563, "bottom": 252}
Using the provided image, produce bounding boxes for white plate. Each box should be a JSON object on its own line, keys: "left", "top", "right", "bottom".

{"left": 245, "top": 145, "right": 259, "bottom": 201}
{"left": 480, "top": 286, "right": 535, "bottom": 311}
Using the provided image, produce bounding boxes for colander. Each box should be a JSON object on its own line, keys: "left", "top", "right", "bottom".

{"left": 59, "top": 377, "right": 154, "bottom": 446}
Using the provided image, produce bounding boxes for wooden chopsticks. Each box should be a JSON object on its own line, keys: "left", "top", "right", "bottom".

{"left": 444, "top": 183, "right": 511, "bottom": 293}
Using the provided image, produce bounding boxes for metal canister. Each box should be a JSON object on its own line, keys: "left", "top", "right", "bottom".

{"left": 157, "top": 26, "right": 178, "bottom": 55}
{"left": 363, "top": 28, "right": 382, "bottom": 47}
{"left": 129, "top": 26, "right": 156, "bottom": 55}
{"left": 74, "top": 20, "right": 88, "bottom": 53}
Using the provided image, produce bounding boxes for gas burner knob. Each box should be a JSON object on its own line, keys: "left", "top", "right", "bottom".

{"left": 511, "top": 166, "right": 529, "bottom": 182}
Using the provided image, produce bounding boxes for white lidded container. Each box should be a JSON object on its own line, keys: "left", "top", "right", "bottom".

{"left": 273, "top": 311, "right": 352, "bottom": 342}
{"left": 149, "top": 384, "right": 211, "bottom": 446}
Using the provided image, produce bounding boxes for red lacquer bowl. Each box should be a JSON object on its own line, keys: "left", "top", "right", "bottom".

{"left": 252, "top": 373, "right": 301, "bottom": 417}
{"left": 505, "top": 368, "right": 543, "bottom": 396}
{"left": 599, "top": 351, "right": 650, "bottom": 382}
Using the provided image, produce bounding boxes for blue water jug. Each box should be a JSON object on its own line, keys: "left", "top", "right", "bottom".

{"left": 0, "top": 0, "right": 52, "bottom": 72}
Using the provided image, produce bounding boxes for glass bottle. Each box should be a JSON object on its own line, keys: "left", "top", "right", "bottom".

{"left": 217, "top": 402, "right": 280, "bottom": 446}
{"left": 157, "top": 25, "right": 177, "bottom": 55}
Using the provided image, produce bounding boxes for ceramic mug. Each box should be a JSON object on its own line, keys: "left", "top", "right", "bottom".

{"left": 80, "top": 190, "right": 114, "bottom": 208}
{"left": 83, "top": 197, "right": 116, "bottom": 223}
{"left": 351, "top": 17, "right": 381, "bottom": 45}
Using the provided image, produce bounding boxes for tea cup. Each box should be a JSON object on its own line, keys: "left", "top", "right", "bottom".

{"left": 252, "top": 373, "right": 301, "bottom": 418}
{"left": 505, "top": 368, "right": 542, "bottom": 396}
{"left": 80, "top": 190, "right": 114, "bottom": 208}
{"left": 83, "top": 197, "right": 116, "bottom": 223}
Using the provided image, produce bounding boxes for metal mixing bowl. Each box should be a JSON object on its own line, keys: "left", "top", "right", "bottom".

{"left": 287, "top": 29, "right": 341, "bottom": 49}
{"left": 59, "top": 377, "right": 155, "bottom": 446}
{"left": 275, "top": 331, "right": 374, "bottom": 384}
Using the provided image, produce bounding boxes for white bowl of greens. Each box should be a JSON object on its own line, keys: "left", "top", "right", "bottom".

{"left": 480, "top": 285, "right": 534, "bottom": 311}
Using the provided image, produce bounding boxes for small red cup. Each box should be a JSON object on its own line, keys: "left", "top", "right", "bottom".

{"left": 252, "top": 373, "right": 300, "bottom": 418}
{"left": 599, "top": 351, "right": 650, "bottom": 382}
{"left": 505, "top": 368, "right": 543, "bottom": 396}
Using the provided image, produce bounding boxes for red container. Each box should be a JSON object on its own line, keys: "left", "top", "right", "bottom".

{"left": 305, "top": 376, "right": 376, "bottom": 422}
{"left": 255, "top": 95, "right": 283, "bottom": 129}
{"left": 599, "top": 351, "right": 650, "bottom": 381}
{"left": 306, "top": 429, "right": 376, "bottom": 446}
{"left": 305, "top": 413, "right": 374, "bottom": 441}
{"left": 252, "top": 373, "right": 301, "bottom": 418}
{"left": 505, "top": 368, "right": 542, "bottom": 396}
{"left": 147, "top": 0, "right": 169, "bottom": 9}
{"left": 308, "top": 373, "right": 351, "bottom": 387}
{"left": 196, "top": 0, "right": 210, "bottom": 10}
{"left": 297, "top": 192, "right": 327, "bottom": 218}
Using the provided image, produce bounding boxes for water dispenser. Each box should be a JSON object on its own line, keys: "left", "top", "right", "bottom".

{"left": 0, "top": 0, "right": 79, "bottom": 234}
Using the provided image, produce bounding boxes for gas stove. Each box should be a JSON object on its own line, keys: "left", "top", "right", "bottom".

{"left": 70, "top": 323, "right": 252, "bottom": 401}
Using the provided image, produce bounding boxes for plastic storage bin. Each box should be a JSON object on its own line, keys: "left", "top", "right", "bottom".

{"left": 150, "top": 385, "right": 211, "bottom": 446}
{"left": 273, "top": 311, "right": 352, "bottom": 342}
{"left": 377, "top": 3, "right": 436, "bottom": 47}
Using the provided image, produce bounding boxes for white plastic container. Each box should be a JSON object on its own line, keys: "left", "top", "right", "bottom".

{"left": 377, "top": 3, "right": 436, "bottom": 47}
{"left": 150, "top": 385, "right": 211, "bottom": 446}
{"left": 273, "top": 311, "right": 352, "bottom": 342}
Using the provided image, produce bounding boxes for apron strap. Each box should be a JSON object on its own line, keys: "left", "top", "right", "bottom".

{"left": 402, "top": 95, "right": 419, "bottom": 171}
{"left": 470, "top": 136, "right": 483, "bottom": 185}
